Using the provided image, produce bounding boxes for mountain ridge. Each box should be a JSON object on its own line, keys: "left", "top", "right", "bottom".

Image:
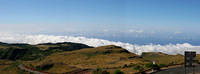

{"left": 0, "top": 42, "right": 92, "bottom": 61}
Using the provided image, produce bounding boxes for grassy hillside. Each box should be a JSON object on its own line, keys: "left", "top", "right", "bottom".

{"left": 0, "top": 42, "right": 92, "bottom": 61}
{"left": 36, "top": 42, "right": 92, "bottom": 51}
{"left": 23, "top": 45, "right": 194, "bottom": 74}
{"left": 0, "top": 42, "right": 93, "bottom": 74}
{"left": 0, "top": 60, "right": 29, "bottom": 74}
{"left": 141, "top": 52, "right": 184, "bottom": 65}
{"left": 0, "top": 42, "right": 199, "bottom": 74}
{"left": 23, "top": 45, "right": 149, "bottom": 74}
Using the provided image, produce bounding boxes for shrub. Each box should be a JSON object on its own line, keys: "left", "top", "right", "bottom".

{"left": 114, "top": 69, "right": 124, "bottom": 74}
{"left": 145, "top": 63, "right": 164, "bottom": 70}
{"left": 133, "top": 65, "right": 144, "bottom": 73}
{"left": 123, "top": 64, "right": 128, "bottom": 68}
{"left": 145, "top": 63, "right": 154, "bottom": 69}
{"left": 36, "top": 63, "right": 54, "bottom": 71}
{"left": 29, "top": 64, "right": 35, "bottom": 68}
{"left": 4, "top": 61, "right": 21, "bottom": 71}
{"left": 158, "top": 64, "right": 166, "bottom": 67}
{"left": 17, "top": 70, "right": 27, "bottom": 74}
{"left": 102, "top": 70, "right": 110, "bottom": 74}
{"left": 93, "top": 68, "right": 109, "bottom": 74}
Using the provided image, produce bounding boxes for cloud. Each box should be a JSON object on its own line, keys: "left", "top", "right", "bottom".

{"left": 103, "top": 29, "right": 109, "bottom": 32}
{"left": 174, "top": 31, "right": 182, "bottom": 34}
{"left": 0, "top": 33, "right": 200, "bottom": 55}
{"left": 128, "top": 29, "right": 144, "bottom": 33}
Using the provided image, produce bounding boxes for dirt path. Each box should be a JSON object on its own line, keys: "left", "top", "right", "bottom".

{"left": 18, "top": 64, "right": 48, "bottom": 74}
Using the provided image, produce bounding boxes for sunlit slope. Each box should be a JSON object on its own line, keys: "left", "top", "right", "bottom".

{"left": 25, "top": 45, "right": 148, "bottom": 73}
{"left": 24, "top": 45, "right": 200, "bottom": 74}
{"left": 0, "top": 42, "right": 200, "bottom": 74}
{"left": 141, "top": 52, "right": 184, "bottom": 65}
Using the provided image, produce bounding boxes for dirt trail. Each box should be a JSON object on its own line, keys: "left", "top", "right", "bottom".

{"left": 18, "top": 64, "right": 48, "bottom": 74}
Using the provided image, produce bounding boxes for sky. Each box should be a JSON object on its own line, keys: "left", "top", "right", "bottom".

{"left": 0, "top": 0, "right": 200, "bottom": 45}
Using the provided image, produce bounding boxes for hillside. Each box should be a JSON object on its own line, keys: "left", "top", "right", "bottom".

{"left": 141, "top": 52, "right": 184, "bottom": 65}
{"left": 0, "top": 42, "right": 199, "bottom": 74}
{"left": 0, "top": 42, "right": 92, "bottom": 61}
{"left": 23, "top": 45, "right": 148, "bottom": 74}
{"left": 21, "top": 45, "right": 191, "bottom": 74}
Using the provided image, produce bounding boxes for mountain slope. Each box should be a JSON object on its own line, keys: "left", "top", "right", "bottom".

{"left": 0, "top": 42, "right": 199, "bottom": 74}
{"left": 0, "top": 42, "right": 92, "bottom": 61}
{"left": 141, "top": 52, "right": 184, "bottom": 65}
{"left": 24, "top": 45, "right": 148, "bottom": 74}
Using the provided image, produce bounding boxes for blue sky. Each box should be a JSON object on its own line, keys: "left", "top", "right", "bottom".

{"left": 0, "top": 0, "right": 200, "bottom": 44}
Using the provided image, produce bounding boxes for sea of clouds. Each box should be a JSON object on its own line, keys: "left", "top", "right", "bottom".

{"left": 0, "top": 33, "right": 200, "bottom": 55}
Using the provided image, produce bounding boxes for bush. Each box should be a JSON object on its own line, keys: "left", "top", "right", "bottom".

{"left": 93, "top": 68, "right": 109, "bottom": 74}
{"left": 145, "top": 63, "right": 154, "bottom": 69}
{"left": 152, "top": 64, "right": 160, "bottom": 70}
{"left": 10, "top": 61, "right": 20, "bottom": 68}
{"left": 114, "top": 69, "right": 124, "bottom": 74}
{"left": 29, "top": 64, "right": 35, "bottom": 68}
{"left": 169, "top": 62, "right": 175, "bottom": 66}
{"left": 123, "top": 64, "right": 128, "bottom": 68}
{"left": 102, "top": 70, "right": 110, "bottom": 74}
{"left": 4, "top": 61, "right": 21, "bottom": 71}
{"left": 36, "top": 63, "right": 54, "bottom": 71}
{"left": 145, "top": 63, "right": 164, "bottom": 70}
{"left": 17, "top": 70, "right": 27, "bottom": 74}
{"left": 133, "top": 65, "right": 144, "bottom": 73}
{"left": 158, "top": 64, "right": 166, "bottom": 67}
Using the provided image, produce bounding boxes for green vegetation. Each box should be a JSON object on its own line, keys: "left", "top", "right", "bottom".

{"left": 0, "top": 42, "right": 197, "bottom": 74}
{"left": 145, "top": 63, "right": 154, "bottom": 69}
{"left": 158, "top": 64, "right": 167, "bottom": 67}
{"left": 36, "top": 63, "right": 54, "bottom": 71}
{"left": 114, "top": 69, "right": 124, "bottom": 74}
{"left": 93, "top": 68, "right": 110, "bottom": 74}
{"left": 0, "top": 61, "right": 28, "bottom": 74}
{"left": 4, "top": 61, "right": 20, "bottom": 70}
{"left": 38, "top": 42, "right": 92, "bottom": 51}
{"left": 145, "top": 63, "right": 161, "bottom": 70}
{"left": 133, "top": 65, "right": 144, "bottom": 73}
{"left": 0, "top": 47, "right": 43, "bottom": 60}
{"left": 0, "top": 42, "right": 92, "bottom": 61}
{"left": 21, "top": 45, "right": 143, "bottom": 74}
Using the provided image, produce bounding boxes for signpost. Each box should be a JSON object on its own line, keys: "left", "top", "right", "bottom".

{"left": 184, "top": 51, "right": 196, "bottom": 74}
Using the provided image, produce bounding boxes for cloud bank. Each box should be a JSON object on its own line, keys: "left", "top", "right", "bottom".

{"left": 0, "top": 33, "right": 200, "bottom": 55}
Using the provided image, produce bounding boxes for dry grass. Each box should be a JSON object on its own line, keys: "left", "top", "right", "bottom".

{"left": 0, "top": 60, "right": 24, "bottom": 74}
{"left": 24, "top": 45, "right": 148, "bottom": 73}
{"left": 1, "top": 45, "right": 199, "bottom": 74}
{"left": 141, "top": 52, "right": 184, "bottom": 65}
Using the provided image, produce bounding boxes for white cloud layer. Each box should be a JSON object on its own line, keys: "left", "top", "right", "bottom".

{"left": 0, "top": 33, "right": 200, "bottom": 55}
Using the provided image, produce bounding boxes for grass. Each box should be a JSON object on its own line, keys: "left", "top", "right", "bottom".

{"left": 0, "top": 42, "right": 199, "bottom": 74}
{"left": 22, "top": 45, "right": 147, "bottom": 74}
{"left": 21, "top": 45, "right": 192, "bottom": 73}
{"left": 141, "top": 52, "right": 184, "bottom": 65}
{"left": 0, "top": 60, "right": 29, "bottom": 74}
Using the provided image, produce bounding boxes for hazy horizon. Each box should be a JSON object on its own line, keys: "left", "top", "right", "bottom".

{"left": 0, "top": 0, "right": 200, "bottom": 45}
{"left": 1, "top": 1, "right": 200, "bottom": 74}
